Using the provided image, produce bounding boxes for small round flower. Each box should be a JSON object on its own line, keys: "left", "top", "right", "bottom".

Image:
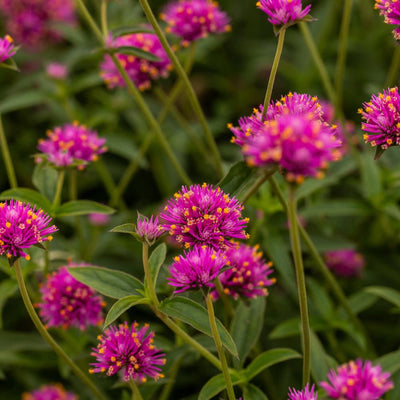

{"left": 288, "top": 383, "right": 318, "bottom": 400}
{"left": 160, "top": 0, "right": 231, "bottom": 46}
{"left": 0, "top": 200, "right": 57, "bottom": 263}
{"left": 37, "top": 264, "right": 105, "bottom": 330}
{"left": 257, "top": 0, "right": 312, "bottom": 27}
{"left": 212, "top": 243, "right": 275, "bottom": 300}
{"left": 90, "top": 322, "right": 166, "bottom": 382}
{"left": 135, "top": 213, "right": 162, "bottom": 246}
{"left": 375, "top": 0, "right": 400, "bottom": 40}
{"left": 359, "top": 87, "right": 400, "bottom": 152}
{"left": 22, "top": 383, "right": 77, "bottom": 400}
{"left": 0, "top": 34, "right": 16, "bottom": 63}
{"left": 46, "top": 62, "right": 68, "bottom": 80}
{"left": 320, "top": 359, "right": 394, "bottom": 400}
{"left": 323, "top": 249, "right": 365, "bottom": 278}
{"left": 88, "top": 213, "right": 110, "bottom": 226}
{"left": 100, "top": 33, "right": 172, "bottom": 91}
{"left": 37, "top": 121, "right": 107, "bottom": 169}
{"left": 161, "top": 183, "right": 249, "bottom": 250}
{"left": 168, "top": 245, "right": 227, "bottom": 293}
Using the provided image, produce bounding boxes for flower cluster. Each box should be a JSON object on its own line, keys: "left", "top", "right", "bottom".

{"left": 375, "top": 0, "right": 400, "bottom": 40}
{"left": 168, "top": 245, "right": 227, "bottom": 293}
{"left": 37, "top": 264, "right": 105, "bottom": 330}
{"left": 90, "top": 322, "right": 166, "bottom": 382}
{"left": 212, "top": 243, "right": 275, "bottom": 300}
{"left": 320, "top": 359, "right": 393, "bottom": 400}
{"left": 0, "top": 0, "right": 76, "bottom": 49}
{"left": 37, "top": 122, "right": 107, "bottom": 169}
{"left": 22, "top": 384, "right": 77, "bottom": 400}
{"left": 161, "top": 183, "right": 249, "bottom": 250}
{"left": 288, "top": 384, "right": 318, "bottom": 400}
{"left": 359, "top": 87, "right": 400, "bottom": 152}
{"left": 257, "top": 0, "right": 312, "bottom": 27}
{"left": 323, "top": 249, "right": 365, "bottom": 278}
{"left": 100, "top": 33, "right": 172, "bottom": 91}
{"left": 0, "top": 35, "right": 16, "bottom": 63}
{"left": 160, "top": 0, "right": 231, "bottom": 46}
{"left": 0, "top": 200, "right": 57, "bottom": 262}
{"left": 135, "top": 213, "right": 162, "bottom": 246}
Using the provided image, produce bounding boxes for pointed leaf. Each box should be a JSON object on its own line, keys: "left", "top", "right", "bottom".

{"left": 0, "top": 188, "right": 53, "bottom": 215}
{"left": 160, "top": 296, "right": 238, "bottom": 357}
{"left": 112, "top": 46, "right": 161, "bottom": 62}
{"left": 68, "top": 266, "right": 143, "bottom": 299}
{"left": 32, "top": 164, "right": 58, "bottom": 201}
{"left": 0, "top": 90, "right": 48, "bottom": 113}
{"left": 112, "top": 26, "right": 154, "bottom": 37}
{"left": 149, "top": 243, "right": 167, "bottom": 287}
{"left": 364, "top": 286, "right": 400, "bottom": 309}
{"left": 310, "top": 330, "right": 337, "bottom": 382}
{"left": 198, "top": 372, "right": 243, "bottom": 400}
{"left": 242, "top": 384, "right": 269, "bottom": 400}
{"left": 55, "top": 200, "right": 115, "bottom": 217}
{"left": 375, "top": 349, "right": 400, "bottom": 375}
{"left": 110, "top": 223, "right": 137, "bottom": 235}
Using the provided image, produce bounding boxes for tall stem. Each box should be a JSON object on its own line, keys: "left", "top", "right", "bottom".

{"left": 240, "top": 167, "right": 278, "bottom": 204}
{"left": 14, "top": 260, "right": 107, "bottom": 400}
{"left": 287, "top": 186, "right": 310, "bottom": 386}
{"left": 142, "top": 243, "right": 159, "bottom": 307}
{"left": 52, "top": 169, "right": 65, "bottom": 209}
{"left": 100, "top": 0, "right": 108, "bottom": 38}
{"left": 385, "top": 45, "right": 400, "bottom": 88}
{"left": 0, "top": 115, "right": 17, "bottom": 188}
{"left": 205, "top": 294, "right": 236, "bottom": 400}
{"left": 128, "top": 380, "right": 143, "bottom": 400}
{"left": 262, "top": 28, "right": 286, "bottom": 119}
{"left": 138, "top": 0, "right": 223, "bottom": 177}
{"left": 75, "top": 0, "right": 104, "bottom": 44}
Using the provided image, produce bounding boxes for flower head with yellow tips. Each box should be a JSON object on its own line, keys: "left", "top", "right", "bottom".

{"left": 90, "top": 322, "right": 166, "bottom": 382}
{"left": 288, "top": 383, "right": 318, "bottom": 400}
{"left": 375, "top": 0, "right": 400, "bottom": 40}
{"left": 0, "top": 35, "right": 17, "bottom": 63}
{"left": 257, "top": 0, "right": 311, "bottom": 27}
{"left": 0, "top": 200, "right": 57, "bottom": 264}
{"left": 22, "top": 383, "right": 77, "bottom": 400}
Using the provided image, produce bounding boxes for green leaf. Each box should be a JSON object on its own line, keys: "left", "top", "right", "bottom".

{"left": 32, "top": 164, "right": 58, "bottom": 201}
{"left": 231, "top": 297, "right": 266, "bottom": 368}
{"left": 307, "top": 278, "right": 334, "bottom": 318}
{"left": 244, "top": 348, "right": 301, "bottom": 381}
{"left": 110, "top": 223, "right": 136, "bottom": 235}
{"left": 0, "top": 331, "right": 50, "bottom": 352}
{"left": 300, "top": 200, "right": 371, "bottom": 218}
{"left": 360, "top": 151, "right": 382, "bottom": 200}
{"left": 111, "top": 46, "right": 161, "bottom": 62}
{"left": 364, "top": 286, "right": 400, "bottom": 309}
{"left": 112, "top": 26, "right": 154, "bottom": 37}
{"left": 242, "top": 384, "right": 269, "bottom": 400}
{"left": 217, "top": 161, "right": 257, "bottom": 198}
{"left": 159, "top": 296, "right": 238, "bottom": 357}
{"left": 104, "top": 295, "right": 149, "bottom": 328}
{"left": 55, "top": 200, "right": 115, "bottom": 217}
{"left": 198, "top": 372, "right": 242, "bottom": 400}
{"left": 375, "top": 349, "right": 400, "bottom": 374}
{"left": 68, "top": 266, "right": 143, "bottom": 299}
{"left": 0, "top": 188, "right": 53, "bottom": 215}
{"left": 339, "top": 291, "right": 378, "bottom": 315}
{"left": 0, "top": 90, "right": 48, "bottom": 113}
{"left": 149, "top": 243, "right": 167, "bottom": 288}
{"left": 0, "top": 279, "right": 18, "bottom": 329}
{"left": 310, "top": 330, "right": 337, "bottom": 382}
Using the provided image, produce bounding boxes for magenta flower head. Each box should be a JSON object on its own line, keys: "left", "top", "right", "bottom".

{"left": 90, "top": 321, "right": 166, "bottom": 382}
{"left": 161, "top": 183, "right": 249, "bottom": 250}
{"left": 22, "top": 383, "right": 77, "bottom": 400}
{"left": 160, "top": 0, "right": 231, "bottom": 46}
{"left": 288, "top": 383, "right": 318, "bottom": 400}
{"left": 323, "top": 249, "right": 365, "bottom": 278}
{"left": 0, "top": 34, "right": 16, "bottom": 63}
{"left": 212, "top": 243, "right": 275, "bottom": 300}
{"left": 0, "top": 0, "right": 76, "bottom": 49}
{"left": 0, "top": 200, "right": 57, "bottom": 264}
{"left": 135, "top": 213, "right": 162, "bottom": 246}
{"left": 359, "top": 87, "right": 400, "bottom": 157}
{"left": 46, "top": 62, "right": 68, "bottom": 80}
{"left": 37, "top": 121, "right": 107, "bottom": 169}
{"left": 320, "top": 359, "right": 394, "bottom": 400}
{"left": 100, "top": 33, "right": 172, "bottom": 91}
{"left": 37, "top": 263, "right": 105, "bottom": 330}
{"left": 375, "top": 0, "right": 400, "bottom": 40}
{"left": 88, "top": 213, "right": 111, "bottom": 226}
{"left": 168, "top": 245, "right": 227, "bottom": 293}
{"left": 257, "top": 0, "right": 312, "bottom": 28}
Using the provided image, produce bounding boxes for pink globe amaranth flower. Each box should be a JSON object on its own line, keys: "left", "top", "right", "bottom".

{"left": 90, "top": 322, "right": 166, "bottom": 382}
{"left": 288, "top": 383, "right": 318, "bottom": 400}
{"left": 0, "top": 35, "right": 16, "bottom": 63}
{"left": 22, "top": 383, "right": 77, "bottom": 400}
{"left": 88, "top": 213, "right": 110, "bottom": 226}
{"left": 0, "top": 200, "right": 57, "bottom": 263}
{"left": 320, "top": 359, "right": 394, "bottom": 400}
{"left": 0, "top": 0, "right": 76, "bottom": 49}
{"left": 211, "top": 243, "right": 275, "bottom": 300}
{"left": 168, "top": 245, "right": 227, "bottom": 293}
{"left": 359, "top": 87, "right": 400, "bottom": 153}
{"left": 323, "top": 249, "right": 365, "bottom": 278}
{"left": 37, "top": 263, "right": 105, "bottom": 330}
{"left": 160, "top": 183, "right": 249, "bottom": 250}
{"left": 100, "top": 33, "right": 172, "bottom": 91}
{"left": 160, "top": 0, "right": 231, "bottom": 46}
{"left": 135, "top": 213, "right": 162, "bottom": 246}
{"left": 46, "top": 62, "right": 68, "bottom": 80}
{"left": 375, "top": 0, "right": 400, "bottom": 40}
{"left": 257, "top": 0, "right": 312, "bottom": 27}
{"left": 37, "top": 122, "right": 107, "bottom": 169}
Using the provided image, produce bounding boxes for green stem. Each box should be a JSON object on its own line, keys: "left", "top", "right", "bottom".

{"left": 75, "top": 0, "right": 104, "bottom": 44}
{"left": 69, "top": 169, "right": 85, "bottom": 258}
{"left": 52, "top": 169, "right": 65, "bottom": 209}
{"left": 100, "top": 0, "right": 108, "bottom": 38}
{"left": 138, "top": 0, "right": 223, "bottom": 177}
{"left": 214, "top": 278, "right": 234, "bottom": 320}
{"left": 287, "top": 185, "right": 310, "bottom": 386}
{"left": 128, "top": 380, "right": 143, "bottom": 400}
{"left": 262, "top": 28, "right": 286, "bottom": 119}
{"left": 14, "top": 260, "right": 107, "bottom": 400}
{"left": 205, "top": 294, "right": 236, "bottom": 400}
{"left": 298, "top": 22, "right": 337, "bottom": 107}
{"left": 385, "top": 45, "right": 400, "bottom": 87}
{"left": 159, "top": 355, "right": 184, "bottom": 400}
{"left": 335, "top": 0, "right": 353, "bottom": 112}
{"left": 0, "top": 115, "right": 17, "bottom": 188}
{"left": 241, "top": 167, "right": 278, "bottom": 204}
{"left": 142, "top": 243, "right": 159, "bottom": 307}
